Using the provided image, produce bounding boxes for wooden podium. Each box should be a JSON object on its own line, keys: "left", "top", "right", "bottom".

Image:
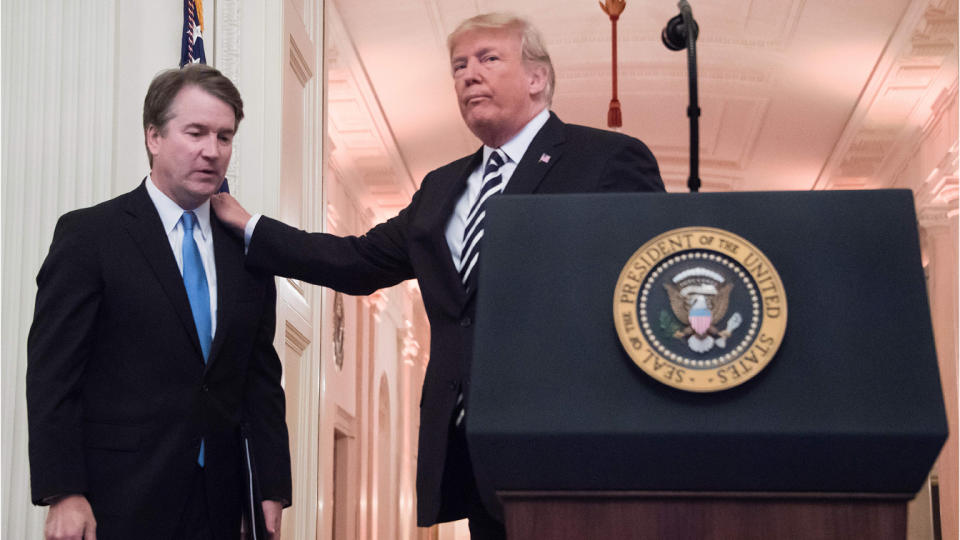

{"left": 500, "top": 492, "right": 907, "bottom": 539}
{"left": 467, "top": 191, "right": 947, "bottom": 539}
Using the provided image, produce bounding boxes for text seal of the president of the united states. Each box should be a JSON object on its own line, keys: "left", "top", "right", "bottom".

{"left": 613, "top": 227, "right": 787, "bottom": 392}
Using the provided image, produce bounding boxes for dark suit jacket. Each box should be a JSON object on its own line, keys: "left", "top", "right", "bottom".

{"left": 245, "top": 112, "right": 664, "bottom": 526}
{"left": 27, "top": 182, "right": 292, "bottom": 540}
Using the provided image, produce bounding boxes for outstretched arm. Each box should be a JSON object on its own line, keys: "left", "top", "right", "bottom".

{"left": 211, "top": 192, "right": 418, "bottom": 294}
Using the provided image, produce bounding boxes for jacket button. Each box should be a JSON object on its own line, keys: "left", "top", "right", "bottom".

{"left": 201, "top": 384, "right": 209, "bottom": 392}
{"left": 460, "top": 317, "right": 472, "bottom": 327}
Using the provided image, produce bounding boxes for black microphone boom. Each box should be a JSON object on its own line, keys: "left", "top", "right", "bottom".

{"left": 662, "top": 0, "right": 701, "bottom": 193}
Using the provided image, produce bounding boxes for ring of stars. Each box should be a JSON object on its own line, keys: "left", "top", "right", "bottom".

{"left": 638, "top": 250, "right": 760, "bottom": 368}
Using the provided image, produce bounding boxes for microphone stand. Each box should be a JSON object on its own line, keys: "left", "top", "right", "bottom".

{"left": 663, "top": 0, "right": 701, "bottom": 192}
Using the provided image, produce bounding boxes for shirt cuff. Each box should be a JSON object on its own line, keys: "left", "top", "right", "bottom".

{"left": 244, "top": 214, "right": 262, "bottom": 251}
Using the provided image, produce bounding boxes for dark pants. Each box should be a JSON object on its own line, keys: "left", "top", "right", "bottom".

{"left": 175, "top": 466, "right": 214, "bottom": 540}
{"left": 441, "top": 422, "right": 507, "bottom": 540}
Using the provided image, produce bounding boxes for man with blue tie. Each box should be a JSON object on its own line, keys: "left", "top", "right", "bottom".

{"left": 213, "top": 12, "right": 665, "bottom": 539}
{"left": 26, "top": 64, "right": 291, "bottom": 540}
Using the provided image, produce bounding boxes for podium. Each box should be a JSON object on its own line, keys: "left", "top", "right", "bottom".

{"left": 467, "top": 190, "right": 948, "bottom": 539}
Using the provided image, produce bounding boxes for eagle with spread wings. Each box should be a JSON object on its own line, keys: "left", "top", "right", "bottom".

{"left": 664, "top": 280, "right": 733, "bottom": 338}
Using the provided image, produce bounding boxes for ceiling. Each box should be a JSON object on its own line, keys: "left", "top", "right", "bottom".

{"left": 325, "top": 0, "right": 958, "bottom": 210}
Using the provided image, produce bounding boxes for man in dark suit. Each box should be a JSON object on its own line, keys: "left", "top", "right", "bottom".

{"left": 212, "top": 12, "right": 664, "bottom": 539}
{"left": 27, "top": 64, "right": 291, "bottom": 540}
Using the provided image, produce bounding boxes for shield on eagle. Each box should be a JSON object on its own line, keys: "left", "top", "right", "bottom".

{"left": 688, "top": 297, "right": 712, "bottom": 336}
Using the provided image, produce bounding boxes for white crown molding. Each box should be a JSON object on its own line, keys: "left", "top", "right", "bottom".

{"left": 916, "top": 139, "right": 959, "bottom": 229}
{"left": 326, "top": 4, "right": 417, "bottom": 225}
{"left": 814, "top": 0, "right": 958, "bottom": 191}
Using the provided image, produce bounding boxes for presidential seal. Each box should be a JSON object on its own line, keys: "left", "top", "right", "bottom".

{"left": 613, "top": 227, "right": 787, "bottom": 392}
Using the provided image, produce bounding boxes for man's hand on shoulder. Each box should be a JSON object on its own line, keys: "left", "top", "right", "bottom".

{"left": 45, "top": 494, "right": 96, "bottom": 540}
{"left": 210, "top": 193, "right": 253, "bottom": 234}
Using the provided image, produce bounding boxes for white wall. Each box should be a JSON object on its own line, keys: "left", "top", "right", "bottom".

{"left": 112, "top": 1, "right": 182, "bottom": 192}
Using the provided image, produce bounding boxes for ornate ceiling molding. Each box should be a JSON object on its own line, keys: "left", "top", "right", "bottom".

{"left": 815, "top": 0, "right": 958, "bottom": 190}
{"left": 916, "top": 139, "right": 959, "bottom": 229}
{"left": 325, "top": 4, "right": 417, "bottom": 225}
{"left": 289, "top": 35, "right": 314, "bottom": 87}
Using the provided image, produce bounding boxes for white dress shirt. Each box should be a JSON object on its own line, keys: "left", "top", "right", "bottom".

{"left": 444, "top": 108, "right": 550, "bottom": 269}
{"left": 145, "top": 176, "right": 218, "bottom": 336}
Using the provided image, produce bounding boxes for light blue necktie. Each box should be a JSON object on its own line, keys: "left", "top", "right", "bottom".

{"left": 181, "top": 211, "right": 211, "bottom": 466}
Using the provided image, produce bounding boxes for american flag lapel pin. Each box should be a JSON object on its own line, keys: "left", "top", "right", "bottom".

{"left": 539, "top": 153, "right": 551, "bottom": 164}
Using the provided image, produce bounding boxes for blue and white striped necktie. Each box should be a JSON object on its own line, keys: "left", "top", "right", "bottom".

{"left": 453, "top": 150, "right": 505, "bottom": 428}
{"left": 458, "top": 149, "right": 506, "bottom": 295}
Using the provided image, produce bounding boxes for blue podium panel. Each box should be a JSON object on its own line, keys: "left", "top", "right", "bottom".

{"left": 468, "top": 190, "right": 946, "bottom": 495}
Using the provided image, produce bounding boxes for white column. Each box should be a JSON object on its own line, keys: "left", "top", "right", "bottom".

{"left": 1, "top": 1, "right": 117, "bottom": 538}
{"left": 904, "top": 79, "right": 958, "bottom": 540}
{"left": 224, "top": 0, "right": 284, "bottom": 216}
{"left": 917, "top": 173, "right": 959, "bottom": 540}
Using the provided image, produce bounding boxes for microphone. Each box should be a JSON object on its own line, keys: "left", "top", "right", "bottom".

{"left": 661, "top": 4, "right": 699, "bottom": 51}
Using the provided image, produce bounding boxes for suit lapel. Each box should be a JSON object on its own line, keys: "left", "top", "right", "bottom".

{"left": 120, "top": 181, "right": 205, "bottom": 361}
{"left": 430, "top": 150, "right": 482, "bottom": 313}
{"left": 206, "top": 214, "right": 243, "bottom": 372}
{"left": 502, "top": 112, "right": 565, "bottom": 195}
{"left": 461, "top": 113, "right": 566, "bottom": 304}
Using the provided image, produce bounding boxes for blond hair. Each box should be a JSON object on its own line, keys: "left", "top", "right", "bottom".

{"left": 447, "top": 13, "right": 555, "bottom": 105}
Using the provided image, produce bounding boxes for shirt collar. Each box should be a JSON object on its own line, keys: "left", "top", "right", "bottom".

{"left": 145, "top": 175, "right": 212, "bottom": 240}
{"left": 483, "top": 107, "right": 550, "bottom": 166}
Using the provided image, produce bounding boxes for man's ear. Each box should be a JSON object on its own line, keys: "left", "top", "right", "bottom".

{"left": 527, "top": 63, "right": 548, "bottom": 97}
{"left": 145, "top": 125, "right": 162, "bottom": 157}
